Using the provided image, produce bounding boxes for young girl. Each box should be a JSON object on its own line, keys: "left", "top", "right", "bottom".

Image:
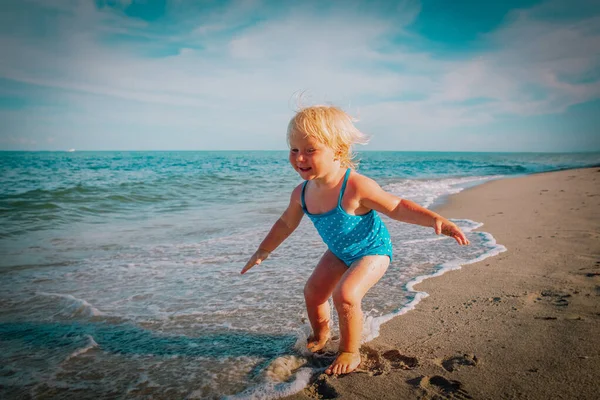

{"left": 241, "top": 105, "right": 469, "bottom": 375}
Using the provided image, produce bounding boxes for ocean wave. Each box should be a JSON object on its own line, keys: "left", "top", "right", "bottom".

{"left": 36, "top": 292, "right": 106, "bottom": 318}
{"left": 63, "top": 334, "right": 98, "bottom": 362}
{"left": 0, "top": 260, "right": 79, "bottom": 274}
{"left": 0, "top": 173, "right": 280, "bottom": 230}
{"left": 383, "top": 175, "right": 498, "bottom": 207}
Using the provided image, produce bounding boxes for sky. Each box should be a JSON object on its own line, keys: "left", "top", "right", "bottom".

{"left": 1, "top": 0, "right": 599, "bottom": 152}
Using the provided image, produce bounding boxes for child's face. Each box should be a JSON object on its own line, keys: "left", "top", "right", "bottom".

{"left": 288, "top": 134, "right": 338, "bottom": 180}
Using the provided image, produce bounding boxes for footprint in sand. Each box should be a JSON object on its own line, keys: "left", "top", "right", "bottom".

{"left": 540, "top": 290, "right": 571, "bottom": 307}
{"left": 305, "top": 375, "right": 339, "bottom": 400}
{"left": 353, "top": 346, "right": 388, "bottom": 376}
{"left": 410, "top": 375, "right": 473, "bottom": 400}
{"left": 441, "top": 353, "right": 478, "bottom": 372}
{"left": 381, "top": 349, "right": 419, "bottom": 370}
{"left": 339, "top": 346, "right": 419, "bottom": 376}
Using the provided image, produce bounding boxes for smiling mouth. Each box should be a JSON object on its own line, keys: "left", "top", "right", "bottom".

{"left": 298, "top": 167, "right": 311, "bottom": 172}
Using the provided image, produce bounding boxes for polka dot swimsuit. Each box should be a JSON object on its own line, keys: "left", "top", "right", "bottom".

{"left": 301, "top": 169, "right": 393, "bottom": 267}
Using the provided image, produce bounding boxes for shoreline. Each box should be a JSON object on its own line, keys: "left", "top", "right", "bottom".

{"left": 284, "top": 167, "right": 600, "bottom": 400}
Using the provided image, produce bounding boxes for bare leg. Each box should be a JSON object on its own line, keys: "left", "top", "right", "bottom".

{"left": 304, "top": 250, "right": 347, "bottom": 352}
{"left": 326, "top": 255, "right": 390, "bottom": 375}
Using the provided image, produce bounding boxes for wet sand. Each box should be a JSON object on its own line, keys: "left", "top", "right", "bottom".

{"left": 285, "top": 167, "right": 600, "bottom": 399}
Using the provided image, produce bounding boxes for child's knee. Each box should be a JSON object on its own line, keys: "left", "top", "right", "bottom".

{"left": 304, "top": 281, "right": 327, "bottom": 304}
{"left": 303, "top": 282, "right": 313, "bottom": 300}
{"left": 332, "top": 287, "right": 360, "bottom": 311}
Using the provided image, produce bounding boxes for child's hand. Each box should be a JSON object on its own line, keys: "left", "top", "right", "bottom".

{"left": 434, "top": 217, "right": 470, "bottom": 245}
{"left": 240, "top": 249, "right": 271, "bottom": 274}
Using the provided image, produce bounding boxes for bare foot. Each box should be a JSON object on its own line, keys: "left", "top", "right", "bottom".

{"left": 306, "top": 331, "right": 330, "bottom": 353}
{"left": 325, "top": 351, "right": 361, "bottom": 375}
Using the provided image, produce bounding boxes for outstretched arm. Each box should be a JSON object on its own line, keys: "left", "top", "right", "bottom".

{"left": 240, "top": 185, "right": 305, "bottom": 274}
{"left": 358, "top": 176, "right": 470, "bottom": 246}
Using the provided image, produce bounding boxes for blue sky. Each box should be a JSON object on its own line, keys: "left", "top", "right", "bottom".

{"left": 1, "top": 0, "right": 599, "bottom": 152}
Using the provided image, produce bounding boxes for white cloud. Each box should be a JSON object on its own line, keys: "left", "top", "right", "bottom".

{"left": 0, "top": 0, "right": 599, "bottom": 150}
{"left": 360, "top": 3, "right": 600, "bottom": 140}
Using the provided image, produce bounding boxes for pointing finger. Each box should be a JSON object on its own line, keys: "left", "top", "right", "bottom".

{"left": 240, "top": 260, "right": 256, "bottom": 275}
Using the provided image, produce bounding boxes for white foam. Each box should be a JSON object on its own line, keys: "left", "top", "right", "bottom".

{"left": 263, "top": 355, "right": 309, "bottom": 383}
{"left": 383, "top": 176, "right": 501, "bottom": 208}
{"left": 454, "top": 220, "right": 484, "bottom": 233}
{"left": 291, "top": 324, "right": 312, "bottom": 357}
{"left": 402, "top": 237, "right": 445, "bottom": 244}
{"left": 221, "top": 368, "right": 313, "bottom": 400}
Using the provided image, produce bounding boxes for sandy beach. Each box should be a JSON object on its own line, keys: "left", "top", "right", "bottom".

{"left": 285, "top": 167, "right": 600, "bottom": 400}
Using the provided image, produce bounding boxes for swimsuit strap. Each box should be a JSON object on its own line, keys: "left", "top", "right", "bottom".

{"left": 300, "top": 180, "right": 308, "bottom": 211}
{"left": 337, "top": 168, "right": 351, "bottom": 207}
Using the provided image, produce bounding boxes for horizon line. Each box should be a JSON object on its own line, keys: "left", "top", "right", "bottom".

{"left": 1, "top": 149, "right": 600, "bottom": 154}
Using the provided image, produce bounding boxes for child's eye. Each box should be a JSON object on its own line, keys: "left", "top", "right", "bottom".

{"left": 290, "top": 148, "right": 299, "bottom": 153}
{"left": 307, "top": 148, "right": 316, "bottom": 154}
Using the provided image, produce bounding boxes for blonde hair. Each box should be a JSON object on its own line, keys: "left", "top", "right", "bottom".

{"left": 287, "top": 105, "right": 369, "bottom": 169}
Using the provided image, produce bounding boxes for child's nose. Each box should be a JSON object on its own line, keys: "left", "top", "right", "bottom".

{"left": 296, "top": 153, "right": 306, "bottom": 162}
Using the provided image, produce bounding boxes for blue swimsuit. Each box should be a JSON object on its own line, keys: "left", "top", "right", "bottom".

{"left": 301, "top": 169, "right": 393, "bottom": 267}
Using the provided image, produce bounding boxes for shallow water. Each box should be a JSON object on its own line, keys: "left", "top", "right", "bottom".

{"left": 1, "top": 151, "right": 599, "bottom": 399}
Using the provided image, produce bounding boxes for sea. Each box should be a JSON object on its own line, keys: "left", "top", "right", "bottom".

{"left": 1, "top": 151, "right": 599, "bottom": 399}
